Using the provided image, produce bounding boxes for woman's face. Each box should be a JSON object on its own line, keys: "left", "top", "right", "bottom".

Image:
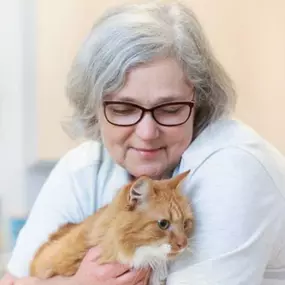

{"left": 99, "top": 58, "right": 195, "bottom": 179}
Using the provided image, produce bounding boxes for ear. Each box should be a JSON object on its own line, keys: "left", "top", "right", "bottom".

{"left": 128, "top": 176, "right": 152, "bottom": 210}
{"left": 167, "top": 170, "right": 191, "bottom": 190}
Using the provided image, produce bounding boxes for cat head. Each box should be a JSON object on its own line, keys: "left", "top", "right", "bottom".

{"left": 114, "top": 170, "right": 193, "bottom": 265}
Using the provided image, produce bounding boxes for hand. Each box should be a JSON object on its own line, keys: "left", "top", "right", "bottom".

{"left": 0, "top": 274, "right": 38, "bottom": 285}
{"left": 72, "top": 247, "right": 151, "bottom": 285}
{"left": 0, "top": 274, "right": 15, "bottom": 285}
{"left": 13, "top": 277, "right": 39, "bottom": 285}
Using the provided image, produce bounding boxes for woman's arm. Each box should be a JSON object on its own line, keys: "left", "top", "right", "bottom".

{"left": 1, "top": 247, "right": 150, "bottom": 285}
{"left": 168, "top": 147, "right": 284, "bottom": 284}
{"left": 6, "top": 150, "right": 94, "bottom": 278}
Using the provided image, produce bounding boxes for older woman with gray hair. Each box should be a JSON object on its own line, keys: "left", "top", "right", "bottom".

{"left": 2, "top": 1, "right": 285, "bottom": 285}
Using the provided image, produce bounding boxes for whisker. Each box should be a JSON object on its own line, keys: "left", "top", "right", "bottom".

{"left": 149, "top": 259, "right": 156, "bottom": 269}
{"left": 185, "top": 247, "right": 193, "bottom": 254}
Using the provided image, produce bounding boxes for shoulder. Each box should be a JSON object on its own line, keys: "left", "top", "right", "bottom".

{"left": 51, "top": 141, "right": 103, "bottom": 178}
{"left": 185, "top": 146, "right": 281, "bottom": 202}
{"left": 181, "top": 119, "right": 285, "bottom": 187}
{"left": 36, "top": 140, "right": 107, "bottom": 216}
{"left": 58, "top": 140, "right": 103, "bottom": 173}
{"left": 179, "top": 118, "right": 285, "bottom": 215}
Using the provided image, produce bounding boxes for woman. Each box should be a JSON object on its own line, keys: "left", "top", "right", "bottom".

{"left": 2, "top": 1, "right": 285, "bottom": 285}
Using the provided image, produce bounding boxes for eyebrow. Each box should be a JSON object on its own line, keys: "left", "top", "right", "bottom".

{"left": 103, "top": 94, "right": 191, "bottom": 106}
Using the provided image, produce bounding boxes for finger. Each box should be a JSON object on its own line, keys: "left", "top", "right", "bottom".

{"left": 14, "top": 277, "right": 30, "bottom": 285}
{"left": 136, "top": 280, "right": 146, "bottom": 285}
{"left": 134, "top": 268, "right": 150, "bottom": 283}
{"left": 134, "top": 275, "right": 150, "bottom": 285}
{"left": 137, "top": 267, "right": 151, "bottom": 285}
{"left": 84, "top": 246, "right": 102, "bottom": 262}
{"left": 116, "top": 268, "right": 149, "bottom": 285}
{"left": 97, "top": 262, "right": 131, "bottom": 279}
{"left": 143, "top": 268, "right": 152, "bottom": 285}
{"left": 116, "top": 269, "right": 140, "bottom": 285}
{"left": 129, "top": 268, "right": 143, "bottom": 285}
{"left": 112, "top": 264, "right": 132, "bottom": 277}
{"left": 117, "top": 280, "right": 145, "bottom": 285}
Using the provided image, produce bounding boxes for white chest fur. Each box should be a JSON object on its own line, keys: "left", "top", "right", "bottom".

{"left": 131, "top": 243, "right": 172, "bottom": 285}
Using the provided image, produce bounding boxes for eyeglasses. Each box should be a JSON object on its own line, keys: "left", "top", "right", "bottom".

{"left": 103, "top": 101, "right": 195, "bottom": 127}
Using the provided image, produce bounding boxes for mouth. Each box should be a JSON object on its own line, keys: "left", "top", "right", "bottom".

{"left": 167, "top": 249, "right": 186, "bottom": 258}
{"left": 134, "top": 147, "right": 163, "bottom": 152}
{"left": 131, "top": 147, "right": 164, "bottom": 158}
{"left": 167, "top": 252, "right": 178, "bottom": 259}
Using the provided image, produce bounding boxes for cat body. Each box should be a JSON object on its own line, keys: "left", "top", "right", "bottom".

{"left": 30, "top": 171, "right": 193, "bottom": 284}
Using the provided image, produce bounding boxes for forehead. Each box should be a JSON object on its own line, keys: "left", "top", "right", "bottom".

{"left": 105, "top": 58, "right": 193, "bottom": 106}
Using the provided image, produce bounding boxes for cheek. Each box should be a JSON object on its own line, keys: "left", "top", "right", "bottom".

{"left": 164, "top": 123, "right": 193, "bottom": 153}
{"left": 165, "top": 115, "right": 193, "bottom": 141}
{"left": 100, "top": 118, "right": 133, "bottom": 150}
{"left": 137, "top": 224, "right": 169, "bottom": 245}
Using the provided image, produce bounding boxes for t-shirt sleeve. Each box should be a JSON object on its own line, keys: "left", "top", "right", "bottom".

{"left": 6, "top": 157, "right": 88, "bottom": 278}
{"left": 167, "top": 147, "right": 283, "bottom": 285}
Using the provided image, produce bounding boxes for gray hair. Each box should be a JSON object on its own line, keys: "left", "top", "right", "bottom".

{"left": 65, "top": 0, "right": 237, "bottom": 140}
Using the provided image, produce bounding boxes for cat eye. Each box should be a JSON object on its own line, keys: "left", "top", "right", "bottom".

{"left": 158, "top": 219, "right": 170, "bottom": 230}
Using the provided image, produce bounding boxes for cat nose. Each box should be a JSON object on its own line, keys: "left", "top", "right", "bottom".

{"left": 176, "top": 236, "right": 188, "bottom": 250}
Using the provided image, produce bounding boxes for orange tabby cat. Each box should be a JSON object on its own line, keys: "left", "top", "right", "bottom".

{"left": 30, "top": 170, "right": 193, "bottom": 284}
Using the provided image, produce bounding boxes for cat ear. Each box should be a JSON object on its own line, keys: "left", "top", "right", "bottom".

{"left": 167, "top": 170, "right": 191, "bottom": 190}
{"left": 128, "top": 176, "right": 152, "bottom": 209}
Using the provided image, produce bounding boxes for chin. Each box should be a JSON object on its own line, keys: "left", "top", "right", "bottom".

{"left": 167, "top": 252, "right": 180, "bottom": 259}
{"left": 130, "top": 164, "right": 165, "bottom": 179}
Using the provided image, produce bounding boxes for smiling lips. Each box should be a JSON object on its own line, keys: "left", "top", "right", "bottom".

{"left": 132, "top": 147, "right": 164, "bottom": 158}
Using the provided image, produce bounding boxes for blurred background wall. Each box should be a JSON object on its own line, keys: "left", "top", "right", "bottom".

{"left": 0, "top": 0, "right": 284, "bottom": 252}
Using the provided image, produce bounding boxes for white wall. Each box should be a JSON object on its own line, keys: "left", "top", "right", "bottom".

{"left": 0, "top": 0, "right": 27, "bottom": 249}
{"left": 0, "top": 0, "right": 26, "bottom": 216}
{"left": 0, "top": 0, "right": 51, "bottom": 251}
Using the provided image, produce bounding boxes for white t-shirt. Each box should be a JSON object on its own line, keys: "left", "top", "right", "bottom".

{"left": 7, "top": 119, "right": 285, "bottom": 284}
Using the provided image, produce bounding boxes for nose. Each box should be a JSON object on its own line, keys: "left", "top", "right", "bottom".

{"left": 135, "top": 113, "right": 159, "bottom": 140}
{"left": 176, "top": 236, "right": 188, "bottom": 250}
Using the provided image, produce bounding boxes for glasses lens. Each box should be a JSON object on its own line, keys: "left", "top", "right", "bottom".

{"left": 153, "top": 104, "right": 191, "bottom": 125}
{"left": 104, "top": 103, "right": 142, "bottom": 125}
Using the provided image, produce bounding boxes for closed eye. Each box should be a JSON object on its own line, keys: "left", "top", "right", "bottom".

{"left": 158, "top": 105, "right": 185, "bottom": 114}
{"left": 109, "top": 107, "right": 138, "bottom": 115}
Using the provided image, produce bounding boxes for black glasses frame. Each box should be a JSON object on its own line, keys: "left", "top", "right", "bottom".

{"left": 103, "top": 101, "right": 195, "bottom": 127}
